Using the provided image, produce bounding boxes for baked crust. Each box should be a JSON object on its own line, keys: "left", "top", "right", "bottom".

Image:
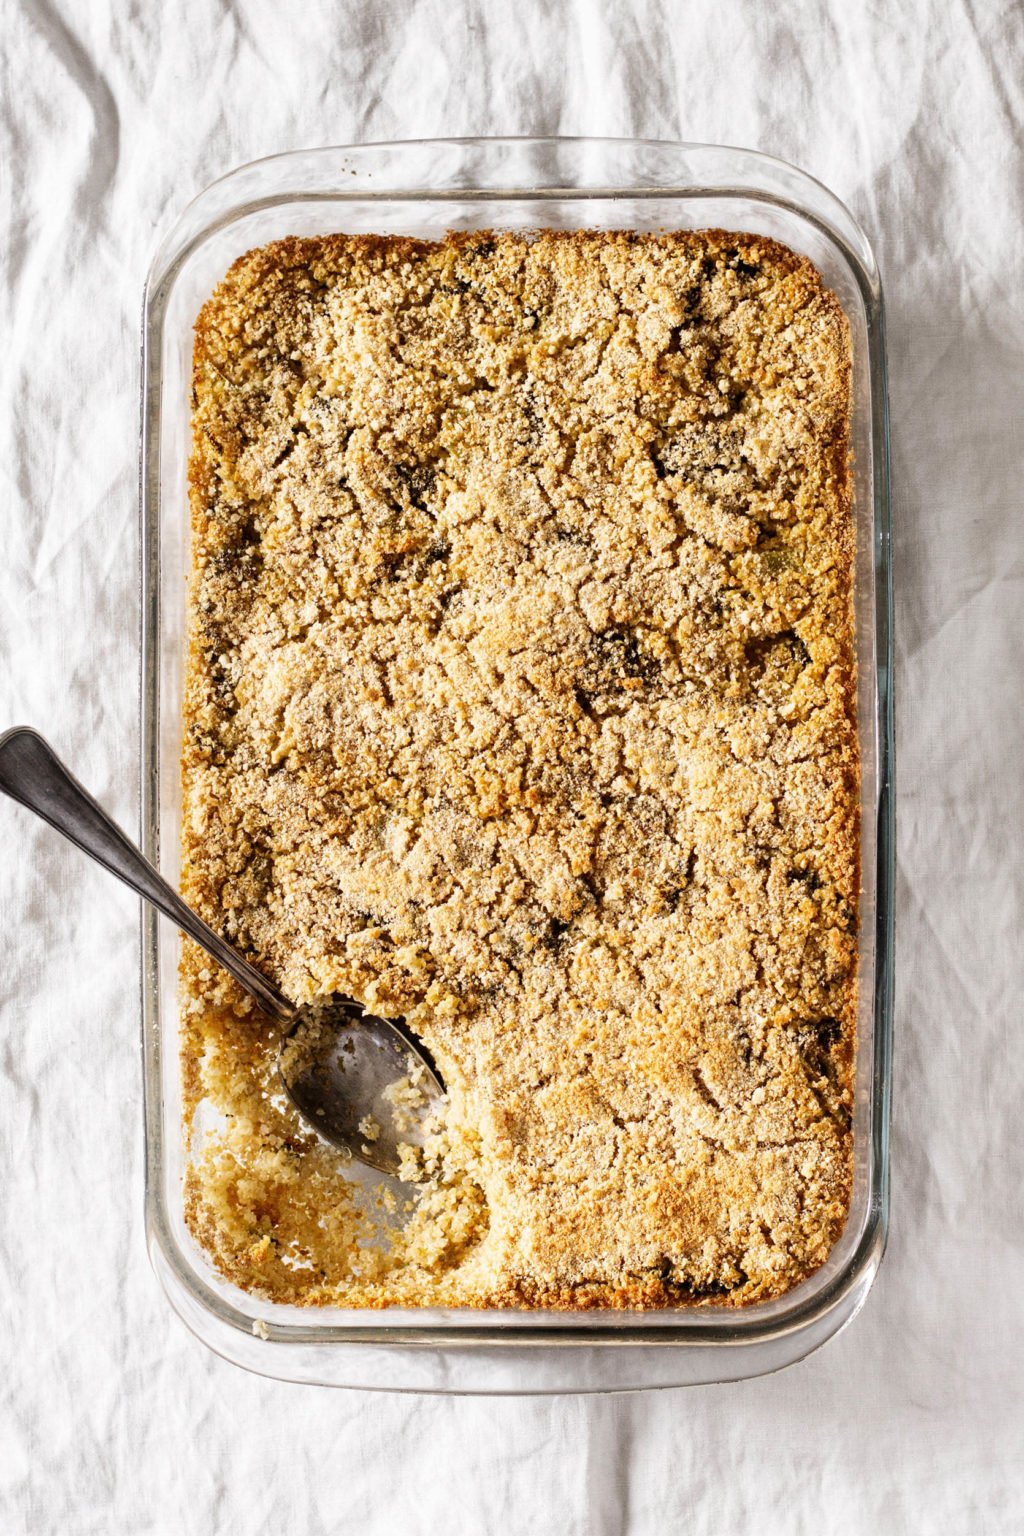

{"left": 181, "top": 228, "right": 857, "bottom": 1309}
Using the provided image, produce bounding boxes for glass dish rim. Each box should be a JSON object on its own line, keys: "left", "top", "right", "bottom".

{"left": 139, "top": 135, "right": 894, "bottom": 1374}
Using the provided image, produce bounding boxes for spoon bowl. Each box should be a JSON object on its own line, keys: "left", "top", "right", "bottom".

{"left": 278, "top": 999, "right": 444, "bottom": 1176}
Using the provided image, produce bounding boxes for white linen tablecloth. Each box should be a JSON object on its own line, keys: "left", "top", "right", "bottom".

{"left": 1, "top": 2, "right": 1022, "bottom": 1530}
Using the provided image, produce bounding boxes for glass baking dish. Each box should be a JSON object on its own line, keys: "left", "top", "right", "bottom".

{"left": 140, "top": 137, "right": 893, "bottom": 1393}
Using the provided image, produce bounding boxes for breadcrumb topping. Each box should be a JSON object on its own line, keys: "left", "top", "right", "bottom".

{"left": 181, "top": 228, "right": 857, "bottom": 1309}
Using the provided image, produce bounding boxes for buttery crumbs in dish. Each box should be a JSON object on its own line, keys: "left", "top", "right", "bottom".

{"left": 181, "top": 228, "right": 857, "bottom": 1309}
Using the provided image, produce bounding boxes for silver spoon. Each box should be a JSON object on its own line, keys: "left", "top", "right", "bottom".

{"left": 0, "top": 726, "right": 443, "bottom": 1175}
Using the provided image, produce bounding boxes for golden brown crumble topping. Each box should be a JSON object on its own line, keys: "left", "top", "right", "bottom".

{"left": 181, "top": 228, "right": 857, "bottom": 1309}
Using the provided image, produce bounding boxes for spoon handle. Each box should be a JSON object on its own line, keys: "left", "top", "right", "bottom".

{"left": 0, "top": 726, "right": 295, "bottom": 1026}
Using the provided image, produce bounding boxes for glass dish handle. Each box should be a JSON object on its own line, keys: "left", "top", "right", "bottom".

{"left": 0, "top": 726, "right": 294, "bottom": 1025}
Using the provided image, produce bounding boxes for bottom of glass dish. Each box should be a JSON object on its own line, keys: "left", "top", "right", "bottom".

{"left": 148, "top": 1220, "right": 884, "bottom": 1393}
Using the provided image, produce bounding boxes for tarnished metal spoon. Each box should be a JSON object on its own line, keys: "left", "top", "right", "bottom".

{"left": 0, "top": 726, "right": 443, "bottom": 1175}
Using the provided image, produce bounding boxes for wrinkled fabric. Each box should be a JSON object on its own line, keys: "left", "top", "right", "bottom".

{"left": 1, "top": 1, "right": 1022, "bottom": 1531}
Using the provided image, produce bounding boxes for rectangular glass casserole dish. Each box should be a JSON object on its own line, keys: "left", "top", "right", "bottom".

{"left": 140, "top": 137, "right": 893, "bottom": 1393}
